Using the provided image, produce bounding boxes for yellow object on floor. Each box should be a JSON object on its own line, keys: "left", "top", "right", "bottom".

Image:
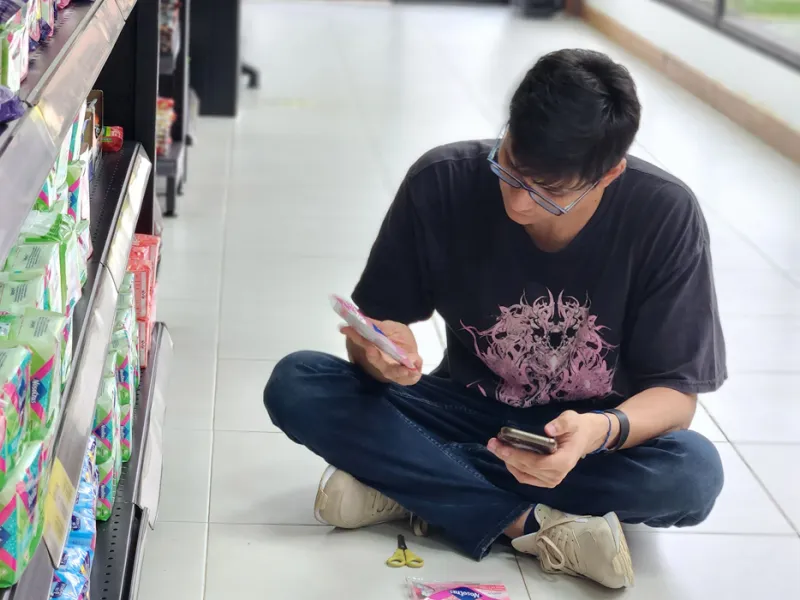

{"left": 386, "top": 534, "right": 424, "bottom": 568}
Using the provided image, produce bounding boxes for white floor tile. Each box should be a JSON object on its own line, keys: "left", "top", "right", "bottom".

{"left": 215, "top": 359, "right": 278, "bottom": 432}
{"left": 690, "top": 443, "right": 793, "bottom": 535}
{"left": 690, "top": 403, "right": 725, "bottom": 443}
{"left": 736, "top": 444, "right": 800, "bottom": 531}
{"left": 205, "top": 524, "right": 530, "bottom": 600}
{"left": 157, "top": 429, "right": 213, "bottom": 523}
{"left": 137, "top": 522, "right": 208, "bottom": 600}
{"left": 518, "top": 531, "right": 800, "bottom": 599}
{"left": 164, "top": 355, "right": 216, "bottom": 431}
{"left": 209, "top": 431, "right": 327, "bottom": 525}
{"left": 702, "top": 373, "right": 800, "bottom": 443}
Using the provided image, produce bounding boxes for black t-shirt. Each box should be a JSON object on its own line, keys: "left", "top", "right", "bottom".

{"left": 353, "top": 141, "right": 727, "bottom": 408}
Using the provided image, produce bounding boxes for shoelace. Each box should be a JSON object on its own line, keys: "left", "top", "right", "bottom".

{"left": 534, "top": 515, "right": 584, "bottom": 576}
{"left": 371, "top": 491, "right": 402, "bottom": 515}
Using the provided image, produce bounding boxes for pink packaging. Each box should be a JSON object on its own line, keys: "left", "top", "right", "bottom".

{"left": 407, "top": 580, "right": 511, "bottom": 600}
{"left": 137, "top": 318, "right": 152, "bottom": 368}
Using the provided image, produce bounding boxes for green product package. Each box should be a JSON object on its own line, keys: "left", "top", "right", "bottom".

{"left": 12, "top": 310, "right": 64, "bottom": 441}
{"left": 66, "top": 161, "right": 88, "bottom": 225}
{"left": 93, "top": 353, "right": 119, "bottom": 466}
{"left": 109, "top": 331, "right": 134, "bottom": 461}
{"left": 53, "top": 136, "right": 71, "bottom": 191}
{"left": 0, "top": 22, "right": 25, "bottom": 93}
{"left": 61, "top": 313, "right": 73, "bottom": 390}
{"left": 17, "top": 211, "right": 83, "bottom": 314}
{"left": 0, "top": 273, "right": 47, "bottom": 315}
{"left": 75, "top": 220, "right": 92, "bottom": 276}
{"left": 0, "top": 345, "right": 31, "bottom": 489}
{"left": 34, "top": 171, "right": 58, "bottom": 212}
{"left": 0, "top": 442, "right": 46, "bottom": 587}
{"left": 95, "top": 353, "right": 121, "bottom": 521}
{"left": 115, "top": 287, "right": 139, "bottom": 389}
{"left": 2, "top": 242, "right": 62, "bottom": 314}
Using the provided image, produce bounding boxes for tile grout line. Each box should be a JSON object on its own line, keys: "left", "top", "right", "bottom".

{"left": 200, "top": 125, "right": 236, "bottom": 600}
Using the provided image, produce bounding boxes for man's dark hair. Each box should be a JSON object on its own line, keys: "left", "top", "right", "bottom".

{"left": 508, "top": 49, "right": 641, "bottom": 191}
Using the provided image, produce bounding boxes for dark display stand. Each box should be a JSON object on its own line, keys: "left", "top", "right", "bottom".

{"left": 157, "top": 0, "right": 191, "bottom": 215}
{"left": 0, "top": 1, "right": 171, "bottom": 598}
{"left": 190, "top": 0, "right": 240, "bottom": 116}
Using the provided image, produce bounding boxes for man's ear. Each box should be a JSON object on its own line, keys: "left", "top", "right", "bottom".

{"left": 599, "top": 158, "right": 627, "bottom": 189}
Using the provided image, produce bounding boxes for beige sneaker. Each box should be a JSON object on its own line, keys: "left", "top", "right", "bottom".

{"left": 313, "top": 466, "right": 409, "bottom": 529}
{"left": 512, "top": 505, "right": 634, "bottom": 589}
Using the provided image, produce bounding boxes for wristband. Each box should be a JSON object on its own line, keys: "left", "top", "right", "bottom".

{"left": 588, "top": 410, "right": 612, "bottom": 455}
{"left": 604, "top": 408, "right": 630, "bottom": 451}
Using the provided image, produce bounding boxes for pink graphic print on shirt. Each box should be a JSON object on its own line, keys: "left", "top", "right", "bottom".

{"left": 462, "top": 290, "right": 615, "bottom": 407}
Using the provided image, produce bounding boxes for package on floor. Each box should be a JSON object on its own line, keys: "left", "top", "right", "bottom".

{"left": 0, "top": 344, "right": 30, "bottom": 487}
{"left": 407, "top": 580, "right": 512, "bottom": 600}
{"left": 0, "top": 309, "right": 64, "bottom": 441}
{"left": 0, "top": 440, "right": 47, "bottom": 587}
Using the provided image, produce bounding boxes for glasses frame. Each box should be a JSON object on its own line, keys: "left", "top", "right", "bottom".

{"left": 487, "top": 127, "right": 598, "bottom": 216}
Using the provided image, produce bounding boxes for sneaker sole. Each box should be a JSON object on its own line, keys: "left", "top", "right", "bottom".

{"left": 603, "top": 512, "right": 635, "bottom": 588}
{"left": 314, "top": 465, "right": 338, "bottom": 525}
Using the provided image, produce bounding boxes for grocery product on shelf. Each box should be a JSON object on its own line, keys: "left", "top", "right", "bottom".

{"left": 93, "top": 354, "right": 120, "bottom": 521}
{"left": 0, "top": 344, "right": 30, "bottom": 488}
{"left": 3, "top": 240, "right": 63, "bottom": 314}
{"left": 0, "top": 309, "right": 65, "bottom": 441}
{"left": 0, "top": 440, "right": 47, "bottom": 587}
{"left": 115, "top": 278, "right": 139, "bottom": 388}
{"left": 0, "top": 21, "right": 25, "bottom": 92}
{"left": 0, "top": 270, "right": 48, "bottom": 314}
{"left": 18, "top": 211, "right": 83, "bottom": 314}
{"left": 0, "top": 84, "right": 23, "bottom": 123}
{"left": 66, "top": 160, "right": 89, "bottom": 224}
{"left": 100, "top": 125, "right": 123, "bottom": 153}
{"left": 156, "top": 96, "right": 175, "bottom": 157}
{"left": 109, "top": 330, "right": 134, "bottom": 461}
{"left": 159, "top": 0, "right": 180, "bottom": 54}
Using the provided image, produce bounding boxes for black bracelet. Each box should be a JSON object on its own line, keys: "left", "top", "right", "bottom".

{"left": 604, "top": 408, "right": 630, "bottom": 451}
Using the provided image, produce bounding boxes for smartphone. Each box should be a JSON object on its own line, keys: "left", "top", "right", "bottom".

{"left": 497, "top": 427, "right": 558, "bottom": 455}
{"left": 330, "top": 294, "right": 417, "bottom": 370}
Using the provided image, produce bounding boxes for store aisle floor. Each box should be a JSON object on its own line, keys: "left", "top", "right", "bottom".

{"left": 138, "top": 2, "right": 800, "bottom": 598}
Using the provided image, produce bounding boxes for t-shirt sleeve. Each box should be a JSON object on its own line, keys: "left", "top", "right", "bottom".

{"left": 624, "top": 188, "right": 727, "bottom": 395}
{"left": 351, "top": 173, "right": 436, "bottom": 325}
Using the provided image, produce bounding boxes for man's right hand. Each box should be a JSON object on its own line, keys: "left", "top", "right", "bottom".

{"left": 341, "top": 319, "right": 423, "bottom": 386}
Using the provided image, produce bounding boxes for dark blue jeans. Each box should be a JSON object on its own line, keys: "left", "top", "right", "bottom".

{"left": 264, "top": 351, "right": 724, "bottom": 560}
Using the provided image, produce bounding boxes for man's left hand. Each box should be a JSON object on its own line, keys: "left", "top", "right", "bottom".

{"left": 487, "top": 410, "right": 609, "bottom": 488}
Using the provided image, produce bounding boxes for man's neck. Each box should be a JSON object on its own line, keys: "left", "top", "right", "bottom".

{"left": 523, "top": 191, "right": 604, "bottom": 253}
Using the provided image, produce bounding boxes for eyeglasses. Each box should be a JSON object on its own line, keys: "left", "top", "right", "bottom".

{"left": 487, "top": 126, "right": 597, "bottom": 216}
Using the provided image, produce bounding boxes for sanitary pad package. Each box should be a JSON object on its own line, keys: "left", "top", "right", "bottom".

{"left": 0, "top": 344, "right": 30, "bottom": 487}
{"left": 2, "top": 243, "right": 61, "bottom": 314}
{"left": 13, "top": 309, "right": 64, "bottom": 440}
{"left": 407, "top": 581, "right": 512, "bottom": 600}
{"left": 35, "top": 171, "right": 58, "bottom": 211}
{"left": 66, "top": 161, "right": 88, "bottom": 224}
{"left": 49, "top": 569, "right": 89, "bottom": 599}
{"left": 0, "top": 274, "right": 46, "bottom": 316}
{"left": 93, "top": 353, "right": 119, "bottom": 466}
{"left": 0, "top": 441, "right": 46, "bottom": 587}
{"left": 17, "top": 211, "right": 82, "bottom": 314}
{"left": 109, "top": 331, "right": 134, "bottom": 461}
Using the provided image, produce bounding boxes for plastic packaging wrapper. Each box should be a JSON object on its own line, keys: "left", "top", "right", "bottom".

{"left": 1, "top": 22, "right": 25, "bottom": 92}
{"left": 39, "top": 0, "right": 54, "bottom": 39}
{"left": 13, "top": 309, "right": 64, "bottom": 441}
{"left": 0, "top": 441, "right": 45, "bottom": 586}
{"left": 137, "top": 317, "right": 152, "bottom": 369}
{"left": 53, "top": 133, "right": 71, "bottom": 191}
{"left": 156, "top": 96, "right": 175, "bottom": 157}
{"left": 75, "top": 220, "right": 92, "bottom": 270}
{"left": 35, "top": 170, "right": 58, "bottom": 211}
{"left": 66, "top": 161, "right": 88, "bottom": 224}
{"left": 100, "top": 125, "right": 123, "bottom": 152}
{"left": 131, "top": 233, "right": 160, "bottom": 294}
{"left": 50, "top": 569, "right": 89, "bottom": 599}
{"left": 92, "top": 354, "right": 119, "bottom": 466}
{"left": 0, "top": 1, "right": 24, "bottom": 23}
{"left": 57, "top": 546, "right": 92, "bottom": 578}
{"left": 115, "top": 285, "right": 139, "bottom": 389}
{"left": 18, "top": 211, "right": 83, "bottom": 315}
{"left": 24, "top": 0, "right": 41, "bottom": 45}
{"left": 0, "top": 84, "right": 23, "bottom": 123}
{"left": 109, "top": 331, "right": 134, "bottom": 460}
{"left": 0, "top": 344, "right": 30, "bottom": 487}
{"left": 0, "top": 271, "right": 48, "bottom": 315}
{"left": 127, "top": 259, "right": 152, "bottom": 322}
{"left": 3, "top": 242, "right": 62, "bottom": 314}
{"left": 407, "top": 580, "right": 512, "bottom": 600}
{"left": 67, "top": 101, "right": 86, "bottom": 162}
{"left": 60, "top": 313, "right": 72, "bottom": 390}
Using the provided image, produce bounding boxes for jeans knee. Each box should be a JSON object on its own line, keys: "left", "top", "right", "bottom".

{"left": 663, "top": 430, "right": 725, "bottom": 525}
{"left": 263, "top": 351, "right": 337, "bottom": 431}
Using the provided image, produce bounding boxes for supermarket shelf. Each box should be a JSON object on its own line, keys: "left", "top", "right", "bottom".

{"left": 115, "top": 0, "right": 138, "bottom": 20}
{"left": 0, "top": 107, "right": 57, "bottom": 265}
{"left": 0, "top": 145, "right": 151, "bottom": 600}
{"left": 155, "top": 141, "right": 184, "bottom": 179}
{"left": 92, "top": 322, "right": 173, "bottom": 600}
{"left": 22, "top": 0, "right": 126, "bottom": 143}
{"left": 92, "top": 502, "right": 146, "bottom": 600}
{"left": 0, "top": 0, "right": 131, "bottom": 267}
{"left": 159, "top": 21, "right": 181, "bottom": 75}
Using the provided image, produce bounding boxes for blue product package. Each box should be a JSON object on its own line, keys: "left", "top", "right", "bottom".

{"left": 58, "top": 546, "right": 92, "bottom": 578}
{"left": 50, "top": 569, "right": 85, "bottom": 599}
{"left": 66, "top": 509, "right": 96, "bottom": 552}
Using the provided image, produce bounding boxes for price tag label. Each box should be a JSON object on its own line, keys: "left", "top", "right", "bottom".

{"left": 43, "top": 459, "right": 76, "bottom": 567}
